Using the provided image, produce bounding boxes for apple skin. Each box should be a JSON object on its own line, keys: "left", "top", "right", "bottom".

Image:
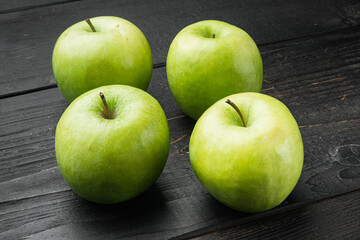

{"left": 53, "top": 16, "right": 153, "bottom": 102}
{"left": 55, "top": 85, "right": 169, "bottom": 204}
{"left": 167, "top": 20, "right": 263, "bottom": 120}
{"left": 189, "top": 93, "right": 303, "bottom": 212}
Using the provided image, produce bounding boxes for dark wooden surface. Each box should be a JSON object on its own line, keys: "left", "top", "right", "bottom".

{"left": 1, "top": 0, "right": 360, "bottom": 98}
{"left": 1, "top": 1, "right": 360, "bottom": 239}
{"left": 195, "top": 189, "right": 360, "bottom": 240}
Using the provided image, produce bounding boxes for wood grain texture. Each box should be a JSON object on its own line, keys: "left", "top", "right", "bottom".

{"left": 0, "top": 0, "right": 79, "bottom": 15}
{"left": 1, "top": 0, "right": 360, "bottom": 96}
{"left": 1, "top": 24, "right": 360, "bottom": 239}
{"left": 193, "top": 189, "right": 360, "bottom": 240}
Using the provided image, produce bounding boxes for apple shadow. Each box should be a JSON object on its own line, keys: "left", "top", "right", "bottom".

{"left": 64, "top": 183, "right": 171, "bottom": 239}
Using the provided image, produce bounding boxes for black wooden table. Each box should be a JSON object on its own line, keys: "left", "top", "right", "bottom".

{"left": 1, "top": 1, "right": 360, "bottom": 239}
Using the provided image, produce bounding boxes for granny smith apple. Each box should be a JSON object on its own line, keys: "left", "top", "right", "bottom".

{"left": 53, "top": 16, "right": 153, "bottom": 102}
{"left": 167, "top": 20, "right": 263, "bottom": 120}
{"left": 189, "top": 93, "right": 303, "bottom": 212}
{"left": 55, "top": 85, "right": 169, "bottom": 204}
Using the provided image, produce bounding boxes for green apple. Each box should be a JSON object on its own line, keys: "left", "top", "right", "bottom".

{"left": 55, "top": 85, "right": 169, "bottom": 204}
{"left": 53, "top": 16, "right": 153, "bottom": 102}
{"left": 189, "top": 93, "right": 303, "bottom": 212}
{"left": 167, "top": 20, "right": 263, "bottom": 120}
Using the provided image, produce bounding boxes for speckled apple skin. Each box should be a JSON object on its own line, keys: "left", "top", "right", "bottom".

{"left": 190, "top": 92, "right": 303, "bottom": 212}
{"left": 167, "top": 20, "right": 263, "bottom": 120}
{"left": 53, "top": 16, "right": 153, "bottom": 102}
{"left": 55, "top": 85, "right": 169, "bottom": 204}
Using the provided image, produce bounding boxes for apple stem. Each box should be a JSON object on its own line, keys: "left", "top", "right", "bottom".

{"left": 212, "top": 33, "right": 215, "bottom": 38}
{"left": 85, "top": 18, "right": 96, "bottom": 32}
{"left": 226, "top": 99, "right": 247, "bottom": 127}
{"left": 99, "top": 92, "right": 110, "bottom": 119}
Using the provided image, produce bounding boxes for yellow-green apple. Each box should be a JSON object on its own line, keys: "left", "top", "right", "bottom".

{"left": 189, "top": 93, "right": 303, "bottom": 212}
{"left": 53, "top": 16, "right": 153, "bottom": 102}
{"left": 167, "top": 20, "right": 263, "bottom": 119}
{"left": 55, "top": 85, "right": 169, "bottom": 204}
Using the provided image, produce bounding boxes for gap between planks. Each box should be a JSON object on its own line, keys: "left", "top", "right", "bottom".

{"left": 1, "top": 115, "right": 357, "bottom": 204}
{"left": 0, "top": 64, "right": 165, "bottom": 100}
{"left": 0, "top": 0, "right": 81, "bottom": 15}
{"left": 170, "top": 187, "right": 360, "bottom": 240}
{"left": 0, "top": 24, "right": 359, "bottom": 100}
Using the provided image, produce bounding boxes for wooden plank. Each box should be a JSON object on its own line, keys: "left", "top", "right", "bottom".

{"left": 0, "top": 0, "right": 78, "bottom": 15}
{"left": 1, "top": 24, "right": 360, "bottom": 184}
{"left": 1, "top": 116, "right": 359, "bottom": 239}
{"left": 1, "top": 26, "right": 360, "bottom": 239}
{"left": 0, "top": 0, "right": 360, "bottom": 96}
{"left": 191, "top": 189, "right": 360, "bottom": 240}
